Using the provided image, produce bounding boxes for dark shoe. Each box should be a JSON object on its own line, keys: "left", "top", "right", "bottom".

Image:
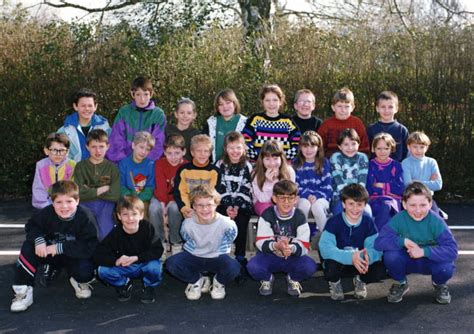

{"left": 140, "top": 286, "right": 155, "bottom": 304}
{"left": 434, "top": 283, "right": 451, "bottom": 304}
{"left": 116, "top": 281, "right": 133, "bottom": 302}
{"left": 39, "top": 264, "right": 61, "bottom": 287}
{"left": 388, "top": 282, "right": 409, "bottom": 303}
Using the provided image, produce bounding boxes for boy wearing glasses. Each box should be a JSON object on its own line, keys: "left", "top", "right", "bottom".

{"left": 166, "top": 185, "right": 240, "bottom": 300}
{"left": 292, "top": 89, "right": 322, "bottom": 134}
{"left": 247, "top": 180, "right": 318, "bottom": 297}
{"left": 32, "top": 133, "right": 76, "bottom": 209}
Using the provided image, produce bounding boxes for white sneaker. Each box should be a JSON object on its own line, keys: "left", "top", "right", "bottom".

{"left": 11, "top": 285, "right": 33, "bottom": 312}
{"left": 69, "top": 277, "right": 92, "bottom": 299}
{"left": 171, "top": 244, "right": 183, "bottom": 256}
{"left": 185, "top": 277, "right": 203, "bottom": 300}
{"left": 210, "top": 276, "right": 226, "bottom": 300}
{"left": 201, "top": 276, "right": 211, "bottom": 293}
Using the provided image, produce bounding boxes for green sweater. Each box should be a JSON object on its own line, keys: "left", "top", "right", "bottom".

{"left": 73, "top": 159, "right": 121, "bottom": 202}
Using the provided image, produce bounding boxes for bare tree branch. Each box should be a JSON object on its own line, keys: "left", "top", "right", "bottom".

{"left": 42, "top": 0, "right": 141, "bottom": 13}
{"left": 393, "top": 0, "right": 415, "bottom": 37}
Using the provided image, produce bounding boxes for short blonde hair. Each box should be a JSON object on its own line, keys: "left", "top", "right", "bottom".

{"left": 133, "top": 131, "right": 155, "bottom": 148}
{"left": 189, "top": 185, "right": 221, "bottom": 207}
{"left": 332, "top": 87, "right": 354, "bottom": 107}
{"left": 407, "top": 131, "right": 431, "bottom": 146}
{"left": 190, "top": 134, "right": 213, "bottom": 152}
{"left": 372, "top": 132, "right": 396, "bottom": 153}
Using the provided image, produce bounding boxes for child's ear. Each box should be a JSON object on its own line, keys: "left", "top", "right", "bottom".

{"left": 271, "top": 195, "right": 277, "bottom": 204}
{"left": 43, "top": 147, "right": 49, "bottom": 156}
{"left": 130, "top": 90, "right": 135, "bottom": 99}
{"left": 331, "top": 105, "right": 336, "bottom": 112}
{"left": 72, "top": 103, "right": 79, "bottom": 111}
{"left": 401, "top": 201, "right": 407, "bottom": 210}
{"left": 116, "top": 212, "right": 122, "bottom": 221}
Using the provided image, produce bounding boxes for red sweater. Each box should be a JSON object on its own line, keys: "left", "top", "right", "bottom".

{"left": 317, "top": 115, "right": 369, "bottom": 157}
{"left": 153, "top": 158, "right": 188, "bottom": 204}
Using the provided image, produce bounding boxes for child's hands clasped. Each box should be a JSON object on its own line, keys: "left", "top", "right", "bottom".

{"left": 274, "top": 237, "right": 292, "bottom": 259}
{"left": 226, "top": 206, "right": 239, "bottom": 219}
{"left": 404, "top": 238, "right": 424, "bottom": 258}
{"left": 35, "top": 243, "right": 48, "bottom": 258}
{"left": 115, "top": 255, "right": 138, "bottom": 267}
{"left": 352, "top": 249, "right": 369, "bottom": 274}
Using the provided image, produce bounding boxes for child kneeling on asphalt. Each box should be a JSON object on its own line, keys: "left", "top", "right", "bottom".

{"left": 11, "top": 180, "right": 98, "bottom": 312}
{"left": 166, "top": 185, "right": 240, "bottom": 300}
{"left": 375, "top": 182, "right": 458, "bottom": 304}
{"left": 247, "top": 180, "right": 318, "bottom": 297}
{"left": 319, "top": 183, "right": 384, "bottom": 301}
{"left": 93, "top": 195, "right": 164, "bottom": 304}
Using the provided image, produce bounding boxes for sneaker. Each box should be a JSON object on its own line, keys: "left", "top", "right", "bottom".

{"left": 387, "top": 282, "right": 409, "bottom": 303}
{"left": 329, "top": 280, "right": 344, "bottom": 301}
{"left": 201, "top": 276, "right": 211, "bottom": 293}
{"left": 10, "top": 285, "right": 33, "bottom": 312}
{"left": 39, "top": 264, "right": 61, "bottom": 288}
{"left": 185, "top": 277, "right": 203, "bottom": 300}
{"left": 69, "top": 277, "right": 92, "bottom": 299}
{"left": 353, "top": 275, "right": 367, "bottom": 299}
{"left": 171, "top": 244, "right": 183, "bottom": 256}
{"left": 286, "top": 275, "right": 302, "bottom": 297}
{"left": 259, "top": 275, "right": 275, "bottom": 296}
{"left": 433, "top": 283, "right": 451, "bottom": 304}
{"left": 115, "top": 280, "right": 133, "bottom": 302}
{"left": 140, "top": 286, "right": 156, "bottom": 304}
{"left": 210, "top": 276, "right": 226, "bottom": 300}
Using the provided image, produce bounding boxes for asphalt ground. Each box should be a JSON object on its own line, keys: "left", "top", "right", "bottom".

{"left": 1, "top": 200, "right": 473, "bottom": 333}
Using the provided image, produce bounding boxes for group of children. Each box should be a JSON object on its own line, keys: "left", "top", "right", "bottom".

{"left": 12, "top": 77, "right": 457, "bottom": 312}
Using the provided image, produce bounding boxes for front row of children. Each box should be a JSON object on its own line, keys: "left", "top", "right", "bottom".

{"left": 11, "top": 178, "right": 457, "bottom": 312}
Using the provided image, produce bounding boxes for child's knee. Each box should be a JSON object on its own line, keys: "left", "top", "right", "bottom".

{"left": 143, "top": 260, "right": 163, "bottom": 275}
{"left": 383, "top": 250, "right": 405, "bottom": 266}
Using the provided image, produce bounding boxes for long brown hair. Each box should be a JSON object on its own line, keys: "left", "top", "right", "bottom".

{"left": 293, "top": 131, "right": 325, "bottom": 175}
{"left": 252, "top": 140, "right": 291, "bottom": 190}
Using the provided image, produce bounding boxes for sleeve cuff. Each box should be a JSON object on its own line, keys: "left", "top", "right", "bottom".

{"left": 56, "top": 243, "right": 64, "bottom": 254}
{"left": 423, "top": 246, "right": 431, "bottom": 258}
{"left": 34, "top": 237, "right": 46, "bottom": 247}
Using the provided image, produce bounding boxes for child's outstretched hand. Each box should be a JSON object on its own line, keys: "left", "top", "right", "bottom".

{"left": 352, "top": 249, "right": 369, "bottom": 274}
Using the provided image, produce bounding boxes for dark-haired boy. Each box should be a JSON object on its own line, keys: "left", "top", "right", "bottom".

{"left": 319, "top": 183, "right": 384, "bottom": 301}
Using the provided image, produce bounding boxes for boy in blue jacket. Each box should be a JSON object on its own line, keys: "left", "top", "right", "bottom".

{"left": 375, "top": 182, "right": 457, "bottom": 304}
{"left": 319, "top": 183, "right": 384, "bottom": 301}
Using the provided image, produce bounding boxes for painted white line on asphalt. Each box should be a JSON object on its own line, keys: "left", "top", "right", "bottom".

{"left": 0, "top": 224, "right": 25, "bottom": 228}
{"left": 459, "top": 251, "right": 474, "bottom": 255}
{"left": 449, "top": 226, "right": 474, "bottom": 230}
{"left": 0, "top": 251, "right": 20, "bottom": 255}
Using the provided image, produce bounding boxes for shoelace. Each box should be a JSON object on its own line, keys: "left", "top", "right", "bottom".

{"left": 12, "top": 293, "right": 26, "bottom": 302}
{"left": 260, "top": 280, "right": 272, "bottom": 289}
{"left": 289, "top": 280, "right": 302, "bottom": 293}
{"left": 78, "top": 282, "right": 94, "bottom": 291}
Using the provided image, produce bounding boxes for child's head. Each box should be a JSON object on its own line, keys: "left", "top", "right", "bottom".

{"left": 132, "top": 131, "right": 155, "bottom": 163}
{"left": 253, "top": 140, "right": 291, "bottom": 190}
{"left": 293, "top": 89, "right": 315, "bottom": 119}
{"left": 272, "top": 180, "right": 299, "bottom": 216}
{"left": 372, "top": 132, "right": 396, "bottom": 162}
{"left": 222, "top": 131, "right": 247, "bottom": 165}
{"left": 51, "top": 180, "right": 80, "bottom": 219}
{"left": 295, "top": 131, "right": 325, "bottom": 173}
{"left": 86, "top": 129, "right": 109, "bottom": 163}
{"left": 190, "top": 134, "right": 213, "bottom": 165}
{"left": 406, "top": 131, "right": 431, "bottom": 159}
{"left": 260, "top": 84, "right": 285, "bottom": 116}
{"left": 174, "top": 97, "right": 197, "bottom": 129}
{"left": 131, "top": 76, "right": 153, "bottom": 109}
{"left": 189, "top": 185, "right": 220, "bottom": 223}
{"left": 214, "top": 89, "right": 241, "bottom": 120}
{"left": 116, "top": 195, "right": 145, "bottom": 234}
{"left": 340, "top": 183, "right": 369, "bottom": 222}
{"left": 44, "top": 132, "right": 70, "bottom": 165}
{"left": 331, "top": 87, "right": 355, "bottom": 120}
{"left": 337, "top": 128, "right": 360, "bottom": 157}
{"left": 376, "top": 91, "right": 399, "bottom": 123}
{"left": 402, "top": 182, "right": 433, "bottom": 221}
{"left": 164, "top": 134, "right": 186, "bottom": 166}
{"left": 72, "top": 88, "right": 98, "bottom": 125}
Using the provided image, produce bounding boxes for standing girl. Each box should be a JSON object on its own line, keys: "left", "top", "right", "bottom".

{"left": 243, "top": 84, "right": 300, "bottom": 161}
{"left": 204, "top": 89, "right": 248, "bottom": 163}
{"left": 293, "top": 131, "right": 333, "bottom": 231}
{"left": 215, "top": 131, "right": 253, "bottom": 266}
{"left": 367, "top": 133, "right": 404, "bottom": 231}
{"left": 252, "top": 140, "right": 296, "bottom": 216}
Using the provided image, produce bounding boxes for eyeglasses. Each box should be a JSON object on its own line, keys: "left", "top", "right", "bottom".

{"left": 297, "top": 100, "right": 314, "bottom": 105}
{"left": 194, "top": 203, "right": 216, "bottom": 210}
{"left": 49, "top": 148, "right": 68, "bottom": 155}
{"left": 275, "top": 195, "right": 297, "bottom": 203}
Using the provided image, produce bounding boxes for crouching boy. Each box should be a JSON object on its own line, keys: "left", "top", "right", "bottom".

{"left": 11, "top": 181, "right": 98, "bottom": 312}
{"left": 94, "top": 195, "right": 164, "bottom": 304}
{"left": 247, "top": 180, "right": 318, "bottom": 297}
{"left": 375, "top": 182, "right": 457, "bottom": 304}
{"left": 319, "top": 183, "right": 384, "bottom": 301}
{"left": 166, "top": 185, "right": 240, "bottom": 300}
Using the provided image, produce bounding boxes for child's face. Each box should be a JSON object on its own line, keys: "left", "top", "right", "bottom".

{"left": 338, "top": 137, "right": 359, "bottom": 157}
{"left": 403, "top": 194, "right": 432, "bottom": 221}
{"left": 300, "top": 144, "right": 318, "bottom": 162}
{"left": 132, "top": 88, "right": 152, "bottom": 108}
{"left": 164, "top": 146, "right": 185, "bottom": 166}
{"left": 373, "top": 140, "right": 391, "bottom": 162}
{"left": 52, "top": 194, "right": 79, "bottom": 219}
{"left": 73, "top": 97, "right": 97, "bottom": 124}
{"left": 263, "top": 155, "right": 282, "bottom": 171}
{"left": 294, "top": 93, "right": 315, "bottom": 119}
{"left": 175, "top": 104, "right": 196, "bottom": 129}
{"left": 191, "top": 143, "right": 211, "bottom": 165}
{"left": 342, "top": 199, "right": 365, "bottom": 223}
{"left": 217, "top": 98, "right": 236, "bottom": 120}
{"left": 408, "top": 143, "right": 428, "bottom": 159}
{"left": 87, "top": 140, "right": 109, "bottom": 164}
{"left": 193, "top": 197, "right": 217, "bottom": 223}
{"left": 376, "top": 99, "right": 398, "bottom": 123}
{"left": 132, "top": 141, "right": 152, "bottom": 163}
{"left": 45, "top": 141, "right": 68, "bottom": 165}
{"left": 272, "top": 194, "right": 298, "bottom": 216}
{"left": 117, "top": 208, "right": 143, "bottom": 234}
{"left": 331, "top": 101, "right": 354, "bottom": 120}
{"left": 225, "top": 141, "right": 245, "bottom": 164}
{"left": 263, "top": 92, "right": 282, "bottom": 117}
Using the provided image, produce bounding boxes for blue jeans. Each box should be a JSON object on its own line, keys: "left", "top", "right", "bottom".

{"left": 166, "top": 251, "right": 241, "bottom": 285}
{"left": 98, "top": 260, "right": 163, "bottom": 287}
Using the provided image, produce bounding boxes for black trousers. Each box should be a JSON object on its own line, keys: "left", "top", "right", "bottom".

{"left": 217, "top": 206, "right": 251, "bottom": 257}
{"left": 322, "top": 259, "right": 385, "bottom": 283}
